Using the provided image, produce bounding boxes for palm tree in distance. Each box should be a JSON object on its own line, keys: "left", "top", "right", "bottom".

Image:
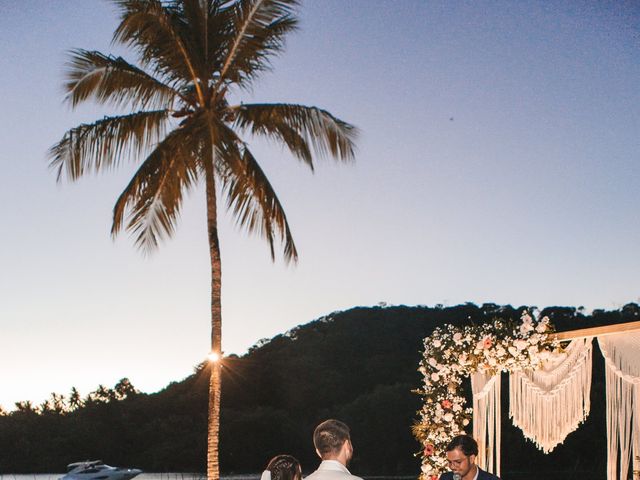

{"left": 49, "top": 1, "right": 357, "bottom": 478}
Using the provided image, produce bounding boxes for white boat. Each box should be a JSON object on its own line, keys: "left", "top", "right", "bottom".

{"left": 61, "top": 460, "right": 142, "bottom": 480}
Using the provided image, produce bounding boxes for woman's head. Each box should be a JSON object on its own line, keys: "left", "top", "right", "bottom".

{"left": 265, "top": 454, "right": 302, "bottom": 480}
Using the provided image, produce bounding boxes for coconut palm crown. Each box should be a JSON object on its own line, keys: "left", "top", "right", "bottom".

{"left": 49, "top": 1, "right": 357, "bottom": 478}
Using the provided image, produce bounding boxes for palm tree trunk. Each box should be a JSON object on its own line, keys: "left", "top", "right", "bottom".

{"left": 205, "top": 153, "right": 222, "bottom": 480}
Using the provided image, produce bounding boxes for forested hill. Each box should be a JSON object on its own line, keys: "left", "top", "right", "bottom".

{"left": 1, "top": 303, "right": 638, "bottom": 476}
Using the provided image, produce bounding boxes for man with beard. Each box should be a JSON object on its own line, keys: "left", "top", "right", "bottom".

{"left": 439, "top": 435, "right": 500, "bottom": 480}
{"left": 305, "top": 419, "right": 363, "bottom": 480}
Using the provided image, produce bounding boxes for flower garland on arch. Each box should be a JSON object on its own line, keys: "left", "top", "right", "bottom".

{"left": 413, "top": 312, "right": 557, "bottom": 480}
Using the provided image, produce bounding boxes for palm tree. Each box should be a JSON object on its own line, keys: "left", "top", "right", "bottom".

{"left": 49, "top": 1, "right": 357, "bottom": 478}
{"left": 68, "top": 387, "right": 83, "bottom": 411}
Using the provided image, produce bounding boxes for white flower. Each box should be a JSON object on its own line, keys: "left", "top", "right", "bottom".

{"left": 463, "top": 419, "right": 470, "bottom": 426}
{"left": 432, "top": 339, "right": 442, "bottom": 348}
{"left": 443, "top": 413, "right": 454, "bottom": 422}
{"left": 453, "top": 332, "right": 463, "bottom": 343}
{"left": 536, "top": 317, "right": 549, "bottom": 333}
{"left": 431, "top": 373, "right": 440, "bottom": 382}
{"left": 514, "top": 339, "right": 528, "bottom": 351}
{"left": 520, "top": 322, "right": 534, "bottom": 334}
{"left": 429, "top": 357, "right": 438, "bottom": 367}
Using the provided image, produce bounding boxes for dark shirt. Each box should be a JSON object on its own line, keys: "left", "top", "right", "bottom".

{"left": 439, "top": 467, "right": 500, "bottom": 480}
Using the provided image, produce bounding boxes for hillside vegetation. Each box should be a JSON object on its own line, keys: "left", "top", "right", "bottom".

{"left": 1, "top": 303, "right": 638, "bottom": 477}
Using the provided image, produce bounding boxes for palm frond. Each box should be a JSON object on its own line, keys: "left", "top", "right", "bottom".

{"left": 217, "top": 0, "right": 298, "bottom": 88}
{"left": 166, "top": 0, "right": 215, "bottom": 81}
{"left": 180, "top": 0, "right": 209, "bottom": 72}
{"left": 233, "top": 103, "right": 358, "bottom": 165}
{"left": 204, "top": 0, "right": 236, "bottom": 78}
{"left": 215, "top": 124, "right": 298, "bottom": 262}
{"left": 112, "top": 0, "right": 206, "bottom": 98}
{"left": 111, "top": 116, "right": 206, "bottom": 251}
{"left": 49, "top": 110, "right": 169, "bottom": 182}
{"left": 64, "top": 49, "right": 180, "bottom": 110}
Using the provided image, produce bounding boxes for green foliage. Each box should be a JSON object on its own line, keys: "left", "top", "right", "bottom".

{"left": 0, "top": 303, "right": 633, "bottom": 476}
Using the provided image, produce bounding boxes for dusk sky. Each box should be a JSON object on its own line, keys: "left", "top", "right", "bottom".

{"left": 1, "top": 1, "right": 638, "bottom": 410}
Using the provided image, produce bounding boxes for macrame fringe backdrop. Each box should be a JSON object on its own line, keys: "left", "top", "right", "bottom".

{"left": 509, "top": 337, "right": 593, "bottom": 453}
{"left": 471, "top": 372, "right": 501, "bottom": 477}
{"left": 598, "top": 331, "right": 640, "bottom": 480}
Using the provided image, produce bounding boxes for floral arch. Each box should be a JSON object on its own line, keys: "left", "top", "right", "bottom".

{"left": 412, "top": 312, "right": 558, "bottom": 480}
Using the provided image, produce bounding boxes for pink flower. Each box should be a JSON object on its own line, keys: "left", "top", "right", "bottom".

{"left": 424, "top": 443, "right": 435, "bottom": 456}
{"left": 483, "top": 336, "right": 493, "bottom": 349}
{"left": 441, "top": 399, "right": 453, "bottom": 409}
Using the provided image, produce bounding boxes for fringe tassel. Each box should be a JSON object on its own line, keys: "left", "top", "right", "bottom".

{"left": 509, "top": 338, "right": 593, "bottom": 453}
{"left": 598, "top": 332, "right": 640, "bottom": 480}
{"left": 472, "top": 373, "right": 501, "bottom": 477}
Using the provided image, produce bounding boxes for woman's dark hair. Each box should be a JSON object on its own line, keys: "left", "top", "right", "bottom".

{"left": 445, "top": 435, "right": 479, "bottom": 456}
{"left": 266, "top": 454, "right": 302, "bottom": 480}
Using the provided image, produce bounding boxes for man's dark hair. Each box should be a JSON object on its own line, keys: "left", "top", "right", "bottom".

{"left": 445, "top": 435, "right": 479, "bottom": 456}
{"left": 313, "top": 419, "right": 351, "bottom": 457}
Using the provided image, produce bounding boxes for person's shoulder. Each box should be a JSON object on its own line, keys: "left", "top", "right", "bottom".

{"left": 439, "top": 472, "right": 453, "bottom": 480}
{"left": 478, "top": 469, "right": 501, "bottom": 480}
{"left": 336, "top": 473, "right": 361, "bottom": 480}
{"left": 303, "top": 472, "right": 321, "bottom": 480}
{"left": 304, "top": 471, "right": 360, "bottom": 480}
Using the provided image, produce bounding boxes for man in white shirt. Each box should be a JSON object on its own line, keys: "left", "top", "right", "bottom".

{"left": 305, "top": 419, "right": 363, "bottom": 480}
